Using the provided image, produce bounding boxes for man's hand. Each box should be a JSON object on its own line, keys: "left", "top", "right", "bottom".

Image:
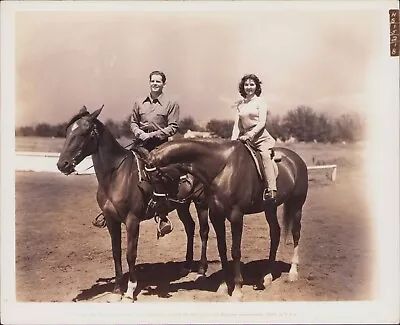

{"left": 148, "top": 130, "right": 165, "bottom": 140}
{"left": 138, "top": 132, "right": 151, "bottom": 142}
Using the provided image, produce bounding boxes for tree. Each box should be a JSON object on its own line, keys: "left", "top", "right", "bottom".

{"left": 35, "top": 123, "right": 53, "bottom": 137}
{"left": 282, "top": 106, "right": 319, "bottom": 142}
{"left": 105, "top": 119, "right": 121, "bottom": 139}
{"left": 178, "top": 116, "right": 203, "bottom": 134}
{"left": 266, "top": 113, "right": 284, "bottom": 140}
{"left": 52, "top": 123, "right": 68, "bottom": 138}
{"left": 206, "top": 119, "right": 234, "bottom": 138}
{"left": 120, "top": 116, "right": 132, "bottom": 138}
{"left": 314, "top": 113, "right": 333, "bottom": 143}
{"left": 334, "top": 113, "right": 366, "bottom": 142}
{"left": 15, "top": 126, "right": 35, "bottom": 137}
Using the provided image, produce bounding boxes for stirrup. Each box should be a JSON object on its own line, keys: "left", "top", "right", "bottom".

{"left": 263, "top": 189, "right": 277, "bottom": 202}
{"left": 156, "top": 215, "right": 173, "bottom": 239}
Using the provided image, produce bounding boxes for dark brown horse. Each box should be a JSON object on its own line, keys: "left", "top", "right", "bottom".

{"left": 144, "top": 138, "right": 308, "bottom": 300}
{"left": 56, "top": 106, "right": 209, "bottom": 301}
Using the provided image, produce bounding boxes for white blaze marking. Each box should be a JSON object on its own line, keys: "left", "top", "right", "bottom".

{"left": 71, "top": 122, "right": 79, "bottom": 132}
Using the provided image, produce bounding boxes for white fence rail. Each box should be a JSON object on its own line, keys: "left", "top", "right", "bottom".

{"left": 15, "top": 152, "right": 94, "bottom": 175}
{"left": 307, "top": 164, "right": 337, "bottom": 181}
{"left": 15, "top": 152, "right": 338, "bottom": 180}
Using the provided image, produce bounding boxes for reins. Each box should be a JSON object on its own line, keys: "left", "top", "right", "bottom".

{"left": 75, "top": 139, "right": 136, "bottom": 175}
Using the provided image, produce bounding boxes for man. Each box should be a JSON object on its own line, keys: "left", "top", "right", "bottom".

{"left": 132, "top": 71, "right": 180, "bottom": 237}
{"left": 93, "top": 70, "right": 179, "bottom": 237}
{"left": 131, "top": 70, "right": 179, "bottom": 152}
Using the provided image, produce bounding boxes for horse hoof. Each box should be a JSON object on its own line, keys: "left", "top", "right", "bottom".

{"left": 230, "top": 289, "right": 243, "bottom": 302}
{"left": 252, "top": 282, "right": 265, "bottom": 291}
{"left": 288, "top": 271, "right": 298, "bottom": 282}
{"left": 121, "top": 295, "right": 135, "bottom": 303}
{"left": 106, "top": 293, "right": 123, "bottom": 303}
{"left": 263, "top": 274, "right": 273, "bottom": 287}
{"left": 195, "top": 273, "right": 206, "bottom": 281}
{"left": 217, "top": 283, "right": 229, "bottom": 295}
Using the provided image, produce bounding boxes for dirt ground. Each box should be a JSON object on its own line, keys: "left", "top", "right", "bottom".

{"left": 14, "top": 158, "right": 375, "bottom": 303}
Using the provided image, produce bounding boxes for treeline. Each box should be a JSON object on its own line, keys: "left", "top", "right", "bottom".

{"left": 16, "top": 105, "right": 366, "bottom": 143}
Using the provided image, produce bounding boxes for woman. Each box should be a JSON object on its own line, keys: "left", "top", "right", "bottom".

{"left": 231, "top": 74, "right": 277, "bottom": 201}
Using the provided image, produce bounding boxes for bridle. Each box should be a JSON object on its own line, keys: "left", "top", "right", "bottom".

{"left": 71, "top": 124, "right": 100, "bottom": 168}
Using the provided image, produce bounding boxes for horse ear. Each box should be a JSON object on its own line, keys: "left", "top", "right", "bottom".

{"left": 89, "top": 104, "right": 104, "bottom": 120}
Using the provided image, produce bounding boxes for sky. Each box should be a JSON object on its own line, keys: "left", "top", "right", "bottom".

{"left": 13, "top": 3, "right": 386, "bottom": 127}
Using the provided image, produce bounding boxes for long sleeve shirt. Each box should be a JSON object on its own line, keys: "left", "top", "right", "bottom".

{"left": 130, "top": 93, "right": 179, "bottom": 141}
{"left": 231, "top": 95, "right": 274, "bottom": 143}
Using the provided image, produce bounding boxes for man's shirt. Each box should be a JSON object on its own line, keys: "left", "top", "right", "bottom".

{"left": 130, "top": 93, "right": 179, "bottom": 140}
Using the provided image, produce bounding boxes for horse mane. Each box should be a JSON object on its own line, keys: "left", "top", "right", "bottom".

{"left": 150, "top": 138, "right": 234, "bottom": 167}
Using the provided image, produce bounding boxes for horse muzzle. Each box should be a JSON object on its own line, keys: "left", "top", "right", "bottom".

{"left": 57, "top": 159, "right": 76, "bottom": 175}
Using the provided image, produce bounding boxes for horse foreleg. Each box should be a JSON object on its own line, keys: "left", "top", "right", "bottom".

{"left": 176, "top": 203, "right": 195, "bottom": 276}
{"left": 104, "top": 213, "right": 123, "bottom": 297}
{"left": 230, "top": 209, "right": 244, "bottom": 301}
{"left": 209, "top": 209, "right": 229, "bottom": 295}
{"left": 195, "top": 202, "right": 209, "bottom": 278}
{"left": 264, "top": 204, "right": 280, "bottom": 287}
{"left": 123, "top": 214, "right": 140, "bottom": 301}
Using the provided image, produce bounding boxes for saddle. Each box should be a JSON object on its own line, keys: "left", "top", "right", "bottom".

{"left": 130, "top": 146, "right": 198, "bottom": 201}
{"left": 243, "top": 141, "right": 280, "bottom": 182}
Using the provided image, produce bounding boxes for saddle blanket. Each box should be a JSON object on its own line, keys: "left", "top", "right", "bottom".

{"left": 244, "top": 143, "right": 279, "bottom": 181}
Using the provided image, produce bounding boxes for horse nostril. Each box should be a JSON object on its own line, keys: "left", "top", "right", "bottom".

{"left": 57, "top": 160, "right": 68, "bottom": 171}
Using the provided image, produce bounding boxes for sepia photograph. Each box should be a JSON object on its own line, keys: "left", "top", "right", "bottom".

{"left": 1, "top": 0, "right": 399, "bottom": 324}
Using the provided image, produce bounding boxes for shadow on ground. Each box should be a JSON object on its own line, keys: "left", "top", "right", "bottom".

{"left": 72, "top": 259, "right": 291, "bottom": 301}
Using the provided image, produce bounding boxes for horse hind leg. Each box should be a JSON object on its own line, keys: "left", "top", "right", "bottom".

{"left": 289, "top": 209, "right": 302, "bottom": 282}
{"left": 176, "top": 203, "right": 195, "bottom": 277}
{"left": 209, "top": 209, "right": 229, "bottom": 295}
{"left": 283, "top": 202, "right": 303, "bottom": 282}
{"left": 262, "top": 204, "right": 280, "bottom": 287}
{"left": 229, "top": 209, "right": 245, "bottom": 301}
{"left": 195, "top": 202, "right": 209, "bottom": 278}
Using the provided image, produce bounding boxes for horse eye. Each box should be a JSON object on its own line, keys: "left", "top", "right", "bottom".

{"left": 81, "top": 120, "right": 90, "bottom": 129}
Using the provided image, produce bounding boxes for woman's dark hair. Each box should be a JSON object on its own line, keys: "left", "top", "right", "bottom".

{"left": 238, "top": 74, "right": 262, "bottom": 98}
{"left": 149, "top": 70, "right": 167, "bottom": 83}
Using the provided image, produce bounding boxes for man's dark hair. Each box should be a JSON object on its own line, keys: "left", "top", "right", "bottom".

{"left": 149, "top": 70, "right": 167, "bottom": 83}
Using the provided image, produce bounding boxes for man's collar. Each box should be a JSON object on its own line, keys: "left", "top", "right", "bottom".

{"left": 143, "top": 92, "right": 164, "bottom": 105}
